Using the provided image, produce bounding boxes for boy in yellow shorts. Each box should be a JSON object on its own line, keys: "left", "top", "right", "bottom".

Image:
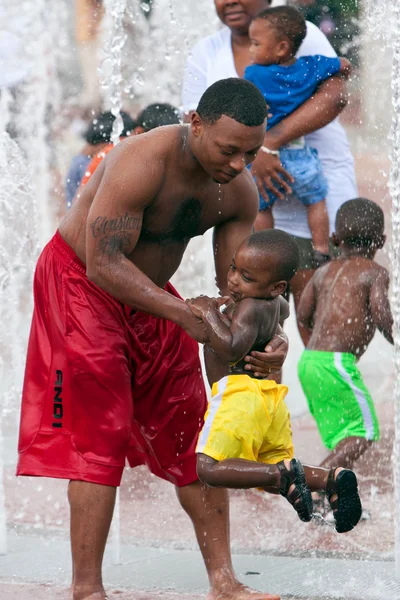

{"left": 187, "top": 229, "right": 362, "bottom": 533}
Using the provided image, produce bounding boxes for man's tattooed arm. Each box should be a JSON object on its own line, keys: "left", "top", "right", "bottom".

{"left": 90, "top": 212, "right": 142, "bottom": 258}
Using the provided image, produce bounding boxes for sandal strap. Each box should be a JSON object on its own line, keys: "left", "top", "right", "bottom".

{"left": 277, "top": 460, "right": 294, "bottom": 497}
{"left": 326, "top": 468, "right": 337, "bottom": 502}
{"left": 277, "top": 459, "right": 313, "bottom": 522}
{"left": 326, "top": 468, "right": 340, "bottom": 510}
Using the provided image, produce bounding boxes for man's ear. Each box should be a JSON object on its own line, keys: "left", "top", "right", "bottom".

{"left": 270, "top": 281, "right": 287, "bottom": 298}
{"left": 191, "top": 111, "right": 203, "bottom": 137}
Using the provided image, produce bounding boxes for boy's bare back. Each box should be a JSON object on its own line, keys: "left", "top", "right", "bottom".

{"left": 299, "top": 256, "right": 392, "bottom": 357}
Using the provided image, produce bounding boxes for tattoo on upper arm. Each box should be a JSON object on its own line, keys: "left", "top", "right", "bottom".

{"left": 98, "top": 233, "right": 132, "bottom": 256}
{"left": 90, "top": 213, "right": 141, "bottom": 238}
{"left": 90, "top": 212, "right": 142, "bottom": 257}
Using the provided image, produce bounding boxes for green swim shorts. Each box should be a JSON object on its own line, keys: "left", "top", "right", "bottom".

{"left": 298, "top": 350, "right": 380, "bottom": 450}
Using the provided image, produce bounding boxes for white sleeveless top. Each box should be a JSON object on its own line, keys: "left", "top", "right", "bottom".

{"left": 182, "top": 22, "right": 357, "bottom": 238}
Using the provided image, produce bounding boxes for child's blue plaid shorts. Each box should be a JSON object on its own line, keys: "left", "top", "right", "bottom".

{"left": 255, "top": 144, "right": 328, "bottom": 211}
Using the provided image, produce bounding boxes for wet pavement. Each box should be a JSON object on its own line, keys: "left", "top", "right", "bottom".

{"left": 1, "top": 396, "right": 395, "bottom": 600}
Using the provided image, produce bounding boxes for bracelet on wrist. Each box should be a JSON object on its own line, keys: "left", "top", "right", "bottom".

{"left": 260, "top": 146, "right": 280, "bottom": 156}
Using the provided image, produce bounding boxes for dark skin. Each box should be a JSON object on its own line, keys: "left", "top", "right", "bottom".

{"left": 187, "top": 242, "right": 342, "bottom": 507}
{"left": 214, "top": 0, "right": 272, "bottom": 77}
{"left": 188, "top": 243, "right": 288, "bottom": 382}
{"left": 59, "top": 115, "right": 291, "bottom": 600}
{"left": 297, "top": 238, "right": 393, "bottom": 355}
{"left": 211, "top": 0, "right": 350, "bottom": 201}
{"left": 61, "top": 116, "right": 264, "bottom": 335}
{"left": 185, "top": 2, "right": 351, "bottom": 344}
{"left": 249, "top": 17, "right": 351, "bottom": 257}
{"left": 297, "top": 232, "right": 393, "bottom": 470}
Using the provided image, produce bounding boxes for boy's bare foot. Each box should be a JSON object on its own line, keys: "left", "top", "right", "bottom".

{"left": 207, "top": 582, "right": 280, "bottom": 600}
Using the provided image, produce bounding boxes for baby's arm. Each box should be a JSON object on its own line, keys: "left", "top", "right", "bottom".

{"left": 370, "top": 268, "right": 393, "bottom": 344}
{"left": 297, "top": 278, "right": 317, "bottom": 345}
{"left": 187, "top": 296, "right": 263, "bottom": 364}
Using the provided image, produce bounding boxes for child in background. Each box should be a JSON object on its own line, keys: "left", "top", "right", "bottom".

{"left": 134, "top": 102, "right": 181, "bottom": 133}
{"left": 298, "top": 198, "right": 393, "bottom": 484}
{"left": 76, "top": 103, "right": 181, "bottom": 193}
{"left": 187, "top": 229, "right": 362, "bottom": 533}
{"left": 244, "top": 6, "right": 350, "bottom": 267}
{"left": 65, "top": 110, "right": 136, "bottom": 208}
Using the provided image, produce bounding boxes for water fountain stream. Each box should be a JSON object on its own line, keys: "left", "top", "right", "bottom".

{"left": 364, "top": 0, "right": 400, "bottom": 579}
{"left": 387, "top": 1, "right": 400, "bottom": 580}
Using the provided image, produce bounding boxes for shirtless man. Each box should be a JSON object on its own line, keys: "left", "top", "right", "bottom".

{"left": 17, "top": 78, "right": 287, "bottom": 600}
{"left": 297, "top": 198, "right": 393, "bottom": 473}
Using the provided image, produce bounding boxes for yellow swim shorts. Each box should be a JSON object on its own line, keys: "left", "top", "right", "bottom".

{"left": 196, "top": 374, "right": 294, "bottom": 464}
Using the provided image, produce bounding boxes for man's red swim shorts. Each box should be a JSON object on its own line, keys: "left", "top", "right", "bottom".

{"left": 17, "top": 231, "right": 207, "bottom": 487}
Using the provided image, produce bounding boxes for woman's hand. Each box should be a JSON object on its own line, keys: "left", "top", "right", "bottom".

{"left": 244, "top": 328, "right": 289, "bottom": 378}
{"left": 250, "top": 149, "right": 294, "bottom": 201}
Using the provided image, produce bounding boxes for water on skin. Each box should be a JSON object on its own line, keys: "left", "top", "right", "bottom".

{"left": 0, "top": 1, "right": 397, "bottom": 596}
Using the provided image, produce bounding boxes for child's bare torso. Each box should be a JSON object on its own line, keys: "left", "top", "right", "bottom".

{"left": 308, "top": 257, "right": 386, "bottom": 358}
{"left": 204, "top": 297, "right": 282, "bottom": 385}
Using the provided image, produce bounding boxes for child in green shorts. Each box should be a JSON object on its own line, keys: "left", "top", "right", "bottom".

{"left": 297, "top": 198, "right": 393, "bottom": 484}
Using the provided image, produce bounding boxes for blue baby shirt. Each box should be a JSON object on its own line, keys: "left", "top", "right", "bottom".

{"left": 244, "top": 55, "right": 341, "bottom": 129}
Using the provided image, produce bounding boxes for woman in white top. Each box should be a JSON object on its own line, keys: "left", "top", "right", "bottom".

{"left": 182, "top": 0, "right": 357, "bottom": 344}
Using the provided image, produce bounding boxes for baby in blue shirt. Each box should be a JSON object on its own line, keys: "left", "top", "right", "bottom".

{"left": 244, "top": 6, "right": 350, "bottom": 267}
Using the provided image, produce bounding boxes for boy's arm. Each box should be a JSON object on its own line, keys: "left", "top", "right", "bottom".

{"left": 297, "top": 278, "right": 317, "bottom": 345}
{"left": 370, "top": 269, "right": 394, "bottom": 344}
{"left": 187, "top": 296, "right": 264, "bottom": 364}
{"left": 339, "top": 57, "right": 351, "bottom": 79}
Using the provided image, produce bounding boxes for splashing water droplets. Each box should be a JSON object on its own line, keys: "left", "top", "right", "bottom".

{"left": 365, "top": 0, "right": 400, "bottom": 579}
{"left": 101, "top": 0, "right": 127, "bottom": 146}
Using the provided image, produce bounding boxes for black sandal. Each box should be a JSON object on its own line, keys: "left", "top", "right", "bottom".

{"left": 326, "top": 468, "right": 362, "bottom": 533}
{"left": 277, "top": 459, "right": 313, "bottom": 522}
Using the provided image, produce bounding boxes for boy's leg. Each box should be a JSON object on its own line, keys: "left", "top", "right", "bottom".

{"left": 177, "top": 481, "right": 280, "bottom": 600}
{"left": 254, "top": 207, "right": 274, "bottom": 232}
{"left": 303, "top": 465, "right": 330, "bottom": 492}
{"left": 197, "top": 454, "right": 280, "bottom": 489}
{"left": 304, "top": 464, "right": 362, "bottom": 533}
{"left": 69, "top": 481, "right": 116, "bottom": 600}
{"left": 305, "top": 199, "right": 330, "bottom": 256}
{"left": 320, "top": 437, "right": 372, "bottom": 470}
{"left": 197, "top": 454, "right": 312, "bottom": 522}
